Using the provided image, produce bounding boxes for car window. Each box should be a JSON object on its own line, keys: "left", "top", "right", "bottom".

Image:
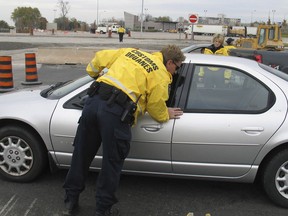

{"left": 185, "top": 65, "right": 275, "bottom": 113}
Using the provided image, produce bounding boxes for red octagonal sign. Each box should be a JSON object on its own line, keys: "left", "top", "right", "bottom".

{"left": 189, "top": 14, "right": 198, "bottom": 24}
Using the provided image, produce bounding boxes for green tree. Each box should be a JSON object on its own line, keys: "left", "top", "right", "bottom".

{"left": 55, "top": 17, "right": 69, "bottom": 30}
{"left": 57, "top": 0, "right": 70, "bottom": 30}
{"left": 69, "top": 18, "right": 80, "bottom": 31}
{"left": 39, "top": 17, "right": 48, "bottom": 30}
{"left": 11, "top": 7, "right": 41, "bottom": 34}
{"left": 0, "top": 20, "right": 10, "bottom": 29}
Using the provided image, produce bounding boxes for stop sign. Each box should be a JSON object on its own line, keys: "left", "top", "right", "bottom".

{"left": 189, "top": 14, "right": 198, "bottom": 24}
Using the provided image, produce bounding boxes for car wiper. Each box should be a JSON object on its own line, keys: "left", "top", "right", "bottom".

{"left": 40, "top": 81, "right": 68, "bottom": 97}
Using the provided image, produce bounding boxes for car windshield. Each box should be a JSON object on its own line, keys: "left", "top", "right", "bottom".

{"left": 259, "top": 63, "right": 288, "bottom": 81}
{"left": 41, "top": 75, "right": 93, "bottom": 99}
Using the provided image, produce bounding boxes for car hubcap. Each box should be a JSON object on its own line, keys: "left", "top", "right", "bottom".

{"left": 0, "top": 136, "right": 33, "bottom": 176}
{"left": 275, "top": 161, "right": 288, "bottom": 199}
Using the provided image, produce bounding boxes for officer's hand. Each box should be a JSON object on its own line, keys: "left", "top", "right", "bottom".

{"left": 168, "top": 107, "right": 183, "bottom": 119}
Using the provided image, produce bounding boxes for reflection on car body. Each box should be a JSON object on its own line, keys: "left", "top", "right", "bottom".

{"left": 1, "top": 54, "right": 288, "bottom": 208}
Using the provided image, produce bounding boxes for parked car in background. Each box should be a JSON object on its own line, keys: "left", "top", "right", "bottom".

{"left": 96, "top": 24, "right": 107, "bottom": 34}
{"left": 1, "top": 54, "right": 288, "bottom": 208}
{"left": 183, "top": 43, "right": 288, "bottom": 73}
{"left": 111, "top": 24, "right": 120, "bottom": 33}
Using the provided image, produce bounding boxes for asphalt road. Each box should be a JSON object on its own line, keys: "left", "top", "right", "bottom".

{"left": 1, "top": 32, "right": 288, "bottom": 216}
{"left": 2, "top": 168, "right": 287, "bottom": 216}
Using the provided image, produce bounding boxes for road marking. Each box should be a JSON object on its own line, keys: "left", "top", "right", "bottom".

{"left": 24, "top": 198, "right": 38, "bottom": 216}
{"left": 0, "top": 194, "right": 19, "bottom": 216}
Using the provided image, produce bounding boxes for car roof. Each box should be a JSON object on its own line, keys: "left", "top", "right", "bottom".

{"left": 183, "top": 53, "right": 259, "bottom": 70}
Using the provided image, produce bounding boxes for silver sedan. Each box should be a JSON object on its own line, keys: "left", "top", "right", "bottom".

{"left": 1, "top": 53, "right": 288, "bottom": 208}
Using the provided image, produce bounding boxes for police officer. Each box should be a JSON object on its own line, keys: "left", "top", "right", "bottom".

{"left": 63, "top": 45, "right": 186, "bottom": 216}
{"left": 117, "top": 26, "right": 125, "bottom": 42}
{"left": 225, "top": 37, "right": 236, "bottom": 54}
{"left": 199, "top": 34, "right": 231, "bottom": 86}
{"left": 203, "top": 33, "right": 228, "bottom": 55}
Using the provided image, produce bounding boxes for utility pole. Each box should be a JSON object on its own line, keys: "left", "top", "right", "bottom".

{"left": 140, "top": 0, "right": 144, "bottom": 36}
{"left": 96, "top": 0, "right": 99, "bottom": 26}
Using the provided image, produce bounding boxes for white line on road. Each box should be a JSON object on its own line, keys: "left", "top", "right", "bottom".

{"left": 0, "top": 194, "right": 19, "bottom": 216}
{"left": 24, "top": 198, "right": 38, "bottom": 216}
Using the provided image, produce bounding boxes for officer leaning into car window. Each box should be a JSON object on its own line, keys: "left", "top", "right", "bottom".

{"left": 62, "top": 45, "right": 186, "bottom": 216}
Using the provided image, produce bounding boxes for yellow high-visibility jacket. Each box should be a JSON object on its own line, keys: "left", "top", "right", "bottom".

{"left": 204, "top": 46, "right": 228, "bottom": 56}
{"left": 86, "top": 48, "right": 172, "bottom": 123}
{"left": 199, "top": 45, "right": 231, "bottom": 79}
{"left": 224, "top": 45, "right": 236, "bottom": 51}
{"left": 117, "top": 27, "right": 125, "bottom": 34}
{"left": 224, "top": 45, "right": 236, "bottom": 55}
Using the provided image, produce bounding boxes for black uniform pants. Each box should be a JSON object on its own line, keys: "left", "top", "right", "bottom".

{"left": 118, "top": 33, "right": 124, "bottom": 42}
{"left": 63, "top": 94, "right": 131, "bottom": 213}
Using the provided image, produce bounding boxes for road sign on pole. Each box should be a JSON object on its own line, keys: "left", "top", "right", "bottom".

{"left": 188, "top": 14, "right": 198, "bottom": 40}
{"left": 189, "top": 14, "right": 198, "bottom": 24}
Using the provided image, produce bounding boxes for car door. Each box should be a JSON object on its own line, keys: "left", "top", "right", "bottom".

{"left": 49, "top": 82, "right": 175, "bottom": 174}
{"left": 123, "top": 114, "right": 174, "bottom": 173}
{"left": 49, "top": 85, "right": 88, "bottom": 167}
{"left": 171, "top": 64, "right": 287, "bottom": 178}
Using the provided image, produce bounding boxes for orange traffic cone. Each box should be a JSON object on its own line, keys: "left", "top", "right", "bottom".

{"left": 0, "top": 56, "right": 14, "bottom": 92}
{"left": 21, "top": 53, "right": 42, "bottom": 85}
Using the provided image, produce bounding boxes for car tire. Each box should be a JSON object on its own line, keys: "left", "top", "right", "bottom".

{"left": 262, "top": 149, "right": 288, "bottom": 208}
{"left": 0, "top": 125, "right": 47, "bottom": 182}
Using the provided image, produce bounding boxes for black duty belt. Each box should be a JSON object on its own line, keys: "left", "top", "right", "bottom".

{"left": 87, "top": 81, "right": 131, "bottom": 107}
{"left": 87, "top": 81, "right": 138, "bottom": 125}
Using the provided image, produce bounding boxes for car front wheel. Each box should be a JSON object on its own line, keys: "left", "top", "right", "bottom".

{"left": 0, "top": 126, "right": 47, "bottom": 182}
{"left": 262, "top": 148, "right": 288, "bottom": 208}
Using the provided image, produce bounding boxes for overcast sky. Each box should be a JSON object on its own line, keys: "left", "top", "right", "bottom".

{"left": 1, "top": 0, "right": 288, "bottom": 26}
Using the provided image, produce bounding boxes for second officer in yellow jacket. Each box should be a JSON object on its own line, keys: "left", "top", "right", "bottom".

{"left": 117, "top": 25, "right": 125, "bottom": 42}
{"left": 199, "top": 34, "right": 231, "bottom": 87}
{"left": 63, "top": 45, "right": 186, "bottom": 216}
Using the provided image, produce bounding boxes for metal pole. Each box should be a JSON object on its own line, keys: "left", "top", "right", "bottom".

{"left": 140, "top": 0, "right": 144, "bottom": 36}
{"left": 97, "top": 0, "right": 99, "bottom": 26}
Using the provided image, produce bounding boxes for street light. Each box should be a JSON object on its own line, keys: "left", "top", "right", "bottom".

{"left": 272, "top": 10, "right": 276, "bottom": 23}
{"left": 140, "top": 0, "right": 144, "bottom": 35}
{"left": 96, "top": 0, "right": 99, "bottom": 26}
{"left": 204, "top": 10, "right": 207, "bottom": 24}
{"left": 144, "top": 8, "right": 148, "bottom": 31}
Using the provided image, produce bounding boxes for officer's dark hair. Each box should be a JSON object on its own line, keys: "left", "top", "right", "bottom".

{"left": 161, "top": 45, "right": 186, "bottom": 65}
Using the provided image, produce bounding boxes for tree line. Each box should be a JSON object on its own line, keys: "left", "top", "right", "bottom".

{"left": 0, "top": 1, "right": 88, "bottom": 33}
{"left": 0, "top": 0, "right": 175, "bottom": 33}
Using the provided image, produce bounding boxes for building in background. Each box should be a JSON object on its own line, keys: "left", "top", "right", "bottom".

{"left": 198, "top": 14, "right": 241, "bottom": 26}
{"left": 123, "top": 12, "right": 242, "bottom": 32}
{"left": 124, "top": 11, "right": 178, "bottom": 32}
{"left": 124, "top": 12, "right": 139, "bottom": 30}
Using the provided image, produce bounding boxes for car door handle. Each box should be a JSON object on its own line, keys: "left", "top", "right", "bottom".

{"left": 241, "top": 127, "right": 264, "bottom": 135}
{"left": 141, "top": 124, "right": 163, "bottom": 132}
